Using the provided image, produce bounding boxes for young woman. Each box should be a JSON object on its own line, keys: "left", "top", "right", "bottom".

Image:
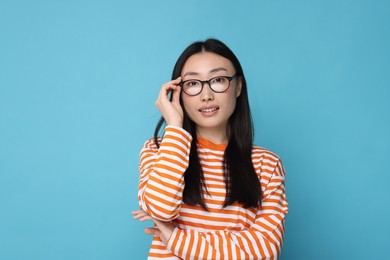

{"left": 133, "top": 39, "right": 288, "bottom": 259}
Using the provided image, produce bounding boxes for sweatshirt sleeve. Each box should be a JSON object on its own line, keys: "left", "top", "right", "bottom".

{"left": 165, "top": 159, "right": 288, "bottom": 260}
{"left": 138, "top": 126, "right": 192, "bottom": 221}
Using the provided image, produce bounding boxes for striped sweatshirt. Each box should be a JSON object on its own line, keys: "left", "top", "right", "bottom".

{"left": 138, "top": 126, "right": 288, "bottom": 260}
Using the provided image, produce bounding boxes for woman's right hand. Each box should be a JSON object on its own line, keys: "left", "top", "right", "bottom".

{"left": 155, "top": 77, "right": 183, "bottom": 127}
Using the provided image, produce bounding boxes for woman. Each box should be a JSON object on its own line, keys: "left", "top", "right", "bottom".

{"left": 133, "top": 38, "right": 288, "bottom": 259}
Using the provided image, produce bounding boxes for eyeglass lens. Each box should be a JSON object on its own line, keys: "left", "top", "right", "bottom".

{"left": 182, "top": 76, "right": 231, "bottom": 96}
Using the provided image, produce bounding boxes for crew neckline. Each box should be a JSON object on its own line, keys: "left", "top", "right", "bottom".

{"left": 197, "top": 137, "right": 227, "bottom": 151}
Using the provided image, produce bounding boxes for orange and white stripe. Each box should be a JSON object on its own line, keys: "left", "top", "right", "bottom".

{"left": 138, "top": 126, "right": 288, "bottom": 259}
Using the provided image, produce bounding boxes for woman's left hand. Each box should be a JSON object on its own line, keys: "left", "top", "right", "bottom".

{"left": 132, "top": 210, "right": 175, "bottom": 245}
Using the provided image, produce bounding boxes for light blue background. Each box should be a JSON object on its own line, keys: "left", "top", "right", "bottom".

{"left": 1, "top": 0, "right": 389, "bottom": 259}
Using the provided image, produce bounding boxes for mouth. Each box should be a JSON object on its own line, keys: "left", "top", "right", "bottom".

{"left": 199, "top": 107, "right": 219, "bottom": 113}
{"left": 198, "top": 105, "right": 220, "bottom": 116}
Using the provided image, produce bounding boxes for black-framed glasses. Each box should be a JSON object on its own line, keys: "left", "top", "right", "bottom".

{"left": 179, "top": 74, "right": 238, "bottom": 96}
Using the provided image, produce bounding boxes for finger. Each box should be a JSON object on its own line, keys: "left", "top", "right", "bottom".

{"left": 144, "top": 227, "right": 161, "bottom": 236}
{"left": 132, "top": 212, "right": 142, "bottom": 219}
{"left": 132, "top": 210, "right": 144, "bottom": 217}
{"left": 132, "top": 211, "right": 153, "bottom": 222}
{"left": 163, "top": 77, "right": 181, "bottom": 90}
{"left": 131, "top": 210, "right": 144, "bottom": 215}
{"left": 133, "top": 213, "right": 145, "bottom": 220}
{"left": 140, "top": 215, "right": 153, "bottom": 222}
{"left": 160, "top": 77, "right": 182, "bottom": 96}
{"left": 133, "top": 213, "right": 150, "bottom": 220}
{"left": 171, "top": 85, "right": 182, "bottom": 104}
{"left": 166, "top": 76, "right": 181, "bottom": 85}
{"left": 172, "top": 76, "right": 181, "bottom": 83}
{"left": 158, "top": 84, "right": 177, "bottom": 102}
{"left": 132, "top": 210, "right": 150, "bottom": 220}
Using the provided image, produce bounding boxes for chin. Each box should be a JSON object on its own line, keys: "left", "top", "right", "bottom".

{"left": 195, "top": 120, "right": 226, "bottom": 130}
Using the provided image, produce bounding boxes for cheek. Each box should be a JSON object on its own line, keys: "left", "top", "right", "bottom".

{"left": 181, "top": 96, "right": 195, "bottom": 116}
{"left": 225, "top": 94, "right": 239, "bottom": 116}
{"left": 181, "top": 96, "right": 189, "bottom": 109}
{"left": 228, "top": 98, "right": 237, "bottom": 113}
{"left": 227, "top": 89, "right": 238, "bottom": 108}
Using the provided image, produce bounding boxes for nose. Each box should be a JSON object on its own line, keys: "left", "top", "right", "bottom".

{"left": 200, "top": 82, "right": 214, "bottom": 101}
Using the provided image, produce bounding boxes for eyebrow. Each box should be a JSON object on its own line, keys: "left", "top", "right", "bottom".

{"left": 182, "top": 67, "right": 228, "bottom": 78}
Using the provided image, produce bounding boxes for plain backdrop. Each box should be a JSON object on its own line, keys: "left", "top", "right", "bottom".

{"left": 1, "top": 0, "right": 389, "bottom": 259}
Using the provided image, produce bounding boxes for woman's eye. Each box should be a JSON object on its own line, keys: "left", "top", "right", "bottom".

{"left": 212, "top": 77, "right": 226, "bottom": 84}
{"left": 187, "top": 81, "right": 200, "bottom": 87}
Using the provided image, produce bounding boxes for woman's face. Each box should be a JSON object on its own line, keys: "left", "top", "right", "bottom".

{"left": 180, "top": 52, "right": 242, "bottom": 138}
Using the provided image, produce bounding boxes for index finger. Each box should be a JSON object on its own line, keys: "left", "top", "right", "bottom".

{"left": 171, "top": 76, "right": 181, "bottom": 84}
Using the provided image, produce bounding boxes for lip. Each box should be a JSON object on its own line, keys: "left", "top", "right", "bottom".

{"left": 198, "top": 105, "right": 219, "bottom": 116}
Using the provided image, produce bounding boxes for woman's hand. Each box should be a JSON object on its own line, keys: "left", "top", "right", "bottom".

{"left": 132, "top": 210, "right": 175, "bottom": 245}
{"left": 132, "top": 209, "right": 152, "bottom": 222}
{"left": 144, "top": 218, "right": 175, "bottom": 245}
{"left": 155, "top": 77, "right": 183, "bottom": 127}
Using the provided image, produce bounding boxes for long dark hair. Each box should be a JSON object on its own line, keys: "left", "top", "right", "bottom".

{"left": 154, "top": 38, "right": 261, "bottom": 209}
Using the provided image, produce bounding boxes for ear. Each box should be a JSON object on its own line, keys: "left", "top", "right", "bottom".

{"left": 236, "top": 76, "right": 243, "bottom": 97}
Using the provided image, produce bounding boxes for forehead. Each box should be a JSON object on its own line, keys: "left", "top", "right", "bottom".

{"left": 181, "top": 52, "right": 235, "bottom": 76}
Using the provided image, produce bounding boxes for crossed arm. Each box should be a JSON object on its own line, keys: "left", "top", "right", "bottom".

{"left": 134, "top": 127, "right": 288, "bottom": 259}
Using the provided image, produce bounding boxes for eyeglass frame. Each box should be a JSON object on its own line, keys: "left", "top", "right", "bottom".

{"left": 179, "top": 74, "right": 239, "bottom": 96}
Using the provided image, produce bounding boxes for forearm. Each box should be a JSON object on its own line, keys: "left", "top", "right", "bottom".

{"left": 138, "top": 126, "right": 192, "bottom": 220}
{"left": 166, "top": 224, "right": 285, "bottom": 260}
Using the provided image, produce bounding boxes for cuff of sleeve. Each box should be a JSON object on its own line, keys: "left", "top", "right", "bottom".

{"left": 164, "top": 125, "right": 192, "bottom": 141}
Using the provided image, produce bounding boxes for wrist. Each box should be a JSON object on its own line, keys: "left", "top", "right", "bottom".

{"left": 166, "top": 121, "right": 183, "bottom": 128}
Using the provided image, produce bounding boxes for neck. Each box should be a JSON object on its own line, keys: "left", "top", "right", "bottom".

{"left": 196, "top": 126, "right": 228, "bottom": 144}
